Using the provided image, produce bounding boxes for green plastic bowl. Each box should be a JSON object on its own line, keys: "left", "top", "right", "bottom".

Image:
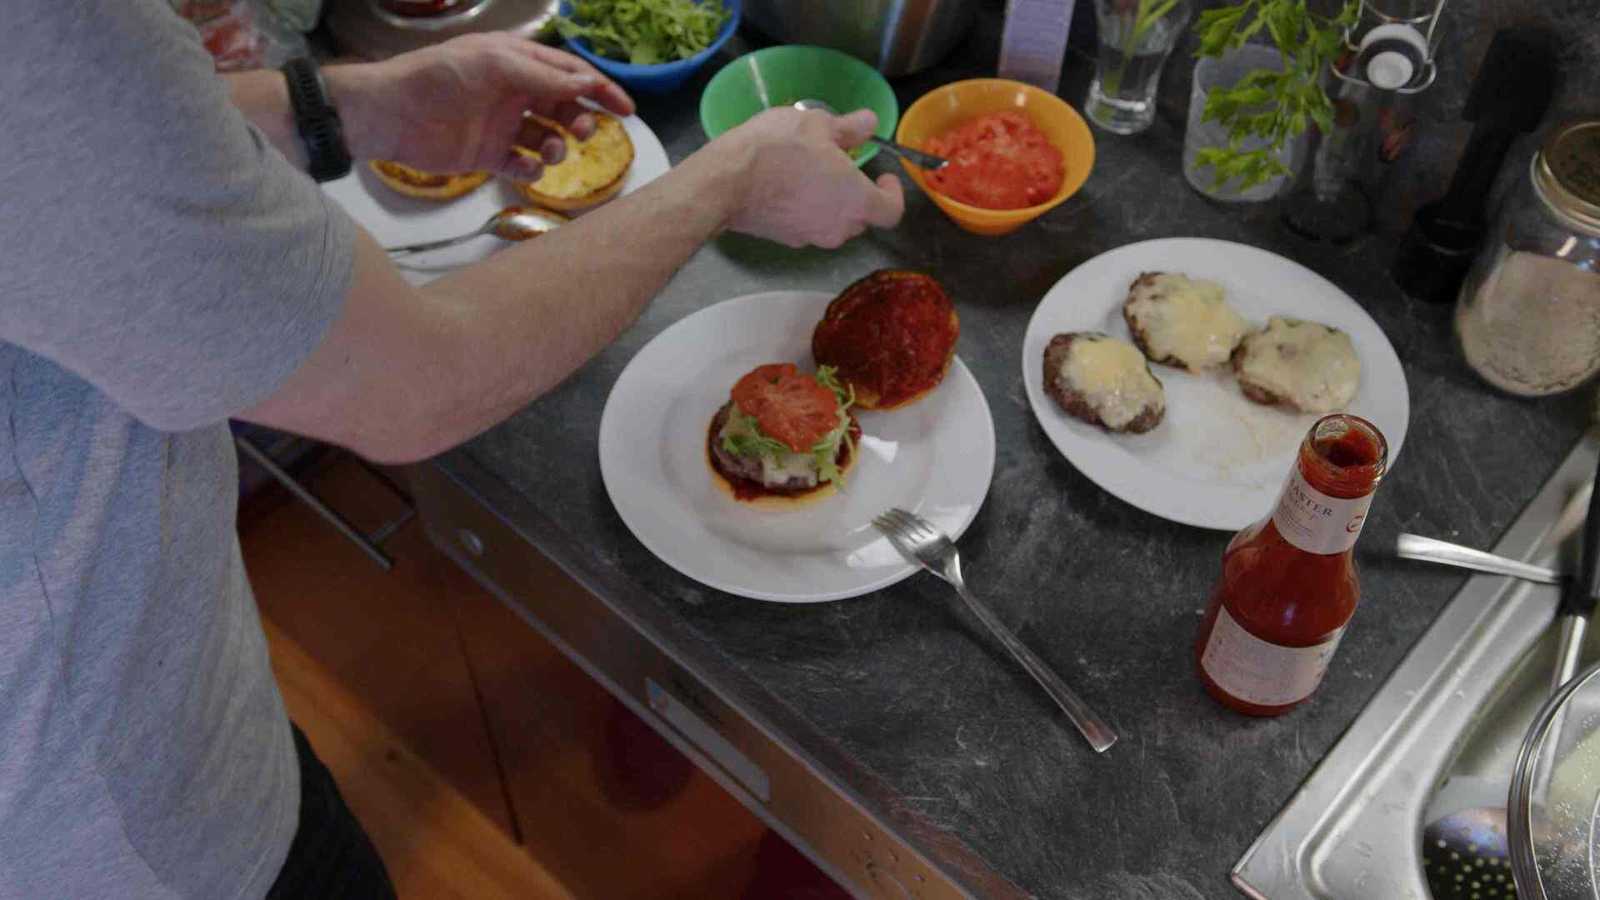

{"left": 699, "top": 45, "right": 898, "bottom": 167}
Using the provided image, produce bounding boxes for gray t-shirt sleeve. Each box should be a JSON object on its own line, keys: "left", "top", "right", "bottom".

{"left": 0, "top": 0, "right": 355, "bottom": 432}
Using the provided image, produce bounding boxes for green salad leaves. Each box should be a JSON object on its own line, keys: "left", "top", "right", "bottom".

{"left": 557, "top": 0, "right": 730, "bottom": 66}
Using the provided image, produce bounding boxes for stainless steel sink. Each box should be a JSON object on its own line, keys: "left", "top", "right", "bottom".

{"left": 1233, "top": 434, "right": 1599, "bottom": 899}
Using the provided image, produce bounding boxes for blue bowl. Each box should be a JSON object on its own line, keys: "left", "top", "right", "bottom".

{"left": 559, "top": 0, "right": 741, "bottom": 96}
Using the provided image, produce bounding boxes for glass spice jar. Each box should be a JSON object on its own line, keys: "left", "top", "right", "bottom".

{"left": 1455, "top": 120, "right": 1600, "bottom": 397}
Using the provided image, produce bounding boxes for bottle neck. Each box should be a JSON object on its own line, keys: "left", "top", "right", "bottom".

{"left": 1268, "top": 415, "right": 1388, "bottom": 556}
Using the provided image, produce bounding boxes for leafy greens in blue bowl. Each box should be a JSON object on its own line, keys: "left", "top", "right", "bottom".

{"left": 557, "top": 0, "right": 740, "bottom": 95}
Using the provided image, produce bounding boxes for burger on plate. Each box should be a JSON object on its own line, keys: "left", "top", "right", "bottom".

{"left": 812, "top": 270, "right": 959, "bottom": 410}
{"left": 708, "top": 363, "right": 861, "bottom": 507}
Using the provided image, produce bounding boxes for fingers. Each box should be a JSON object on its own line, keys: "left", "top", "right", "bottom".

{"left": 549, "top": 101, "right": 596, "bottom": 140}
{"left": 513, "top": 118, "right": 568, "bottom": 165}
{"left": 575, "top": 78, "right": 634, "bottom": 118}
{"left": 505, "top": 148, "right": 545, "bottom": 182}
{"left": 829, "top": 109, "right": 879, "bottom": 151}
{"left": 863, "top": 173, "right": 905, "bottom": 228}
{"left": 511, "top": 41, "right": 637, "bottom": 116}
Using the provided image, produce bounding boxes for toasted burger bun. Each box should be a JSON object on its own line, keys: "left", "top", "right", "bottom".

{"left": 705, "top": 402, "right": 861, "bottom": 508}
{"left": 368, "top": 161, "right": 491, "bottom": 200}
{"left": 812, "top": 270, "right": 960, "bottom": 410}
{"left": 511, "top": 113, "right": 634, "bottom": 212}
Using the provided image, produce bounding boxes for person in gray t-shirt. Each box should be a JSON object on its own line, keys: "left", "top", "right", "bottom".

{"left": 0, "top": 2, "right": 903, "bottom": 897}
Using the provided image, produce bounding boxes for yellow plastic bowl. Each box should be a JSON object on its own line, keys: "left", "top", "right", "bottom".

{"left": 896, "top": 79, "right": 1095, "bottom": 236}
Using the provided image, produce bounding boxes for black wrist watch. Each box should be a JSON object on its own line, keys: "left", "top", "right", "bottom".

{"left": 280, "top": 57, "right": 352, "bottom": 182}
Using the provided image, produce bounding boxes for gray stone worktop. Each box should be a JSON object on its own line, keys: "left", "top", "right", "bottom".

{"left": 432, "top": 4, "right": 1600, "bottom": 897}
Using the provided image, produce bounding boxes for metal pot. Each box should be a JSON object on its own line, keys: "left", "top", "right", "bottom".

{"left": 741, "top": 0, "right": 978, "bottom": 77}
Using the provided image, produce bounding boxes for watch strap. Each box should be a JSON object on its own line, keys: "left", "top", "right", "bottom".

{"left": 280, "top": 57, "right": 352, "bottom": 183}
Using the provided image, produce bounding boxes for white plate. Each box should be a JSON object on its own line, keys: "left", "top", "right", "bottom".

{"left": 321, "top": 114, "right": 670, "bottom": 285}
{"left": 600, "top": 291, "right": 997, "bottom": 603}
{"left": 1021, "top": 238, "right": 1409, "bottom": 531}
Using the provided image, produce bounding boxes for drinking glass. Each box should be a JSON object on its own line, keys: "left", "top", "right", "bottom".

{"left": 1182, "top": 44, "right": 1304, "bottom": 202}
{"left": 1085, "top": 0, "right": 1191, "bottom": 135}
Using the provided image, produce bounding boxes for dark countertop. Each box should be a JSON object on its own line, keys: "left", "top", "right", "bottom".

{"left": 432, "top": 7, "right": 1598, "bottom": 898}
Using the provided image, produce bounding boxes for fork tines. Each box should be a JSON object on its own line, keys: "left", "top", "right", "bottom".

{"left": 875, "top": 507, "right": 927, "bottom": 535}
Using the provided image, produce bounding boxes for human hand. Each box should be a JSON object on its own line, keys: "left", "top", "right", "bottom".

{"left": 327, "top": 33, "right": 635, "bottom": 181}
{"left": 709, "top": 107, "right": 904, "bottom": 249}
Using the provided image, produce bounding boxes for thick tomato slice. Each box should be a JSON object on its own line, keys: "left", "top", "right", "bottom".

{"left": 730, "top": 363, "right": 840, "bottom": 453}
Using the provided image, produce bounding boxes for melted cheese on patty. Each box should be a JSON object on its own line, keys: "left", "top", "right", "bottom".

{"left": 1126, "top": 274, "right": 1250, "bottom": 370}
{"left": 717, "top": 406, "right": 821, "bottom": 487}
{"left": 1236, "top": 317, "right": 1361, "bottom": 412}
{"left": 1062, "top": 336, "right": 1164, "bottom": 430}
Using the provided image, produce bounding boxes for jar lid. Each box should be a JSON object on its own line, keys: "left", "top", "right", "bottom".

{"left": 1535, "top": 120, "right": 1600, "bottom": 235}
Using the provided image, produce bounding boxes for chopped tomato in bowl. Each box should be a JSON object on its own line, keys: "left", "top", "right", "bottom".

{"left": 924, "top": 112, "right": 1066, "bottom": 211}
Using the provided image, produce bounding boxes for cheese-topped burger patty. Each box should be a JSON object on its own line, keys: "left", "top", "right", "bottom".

{"left": 1043, "top": 332, "right": 1165, "bottom": 433}
{"left": 368, "top": 161, "right": 492, "bottom": 200}
{"left": 512, "top": 112, "right": 634, "bottom": 211}
{"left": 1232, "top": 316, "right": 1361, "bottom": 413}
{"left": 812, "top": 270, "right": 960, "bottom": 410}
{"left": 1123, "top": 272, "right": 1251, "bottom": 371}
{"left": 708, "top": 363, "right": 861, "bottom": 506}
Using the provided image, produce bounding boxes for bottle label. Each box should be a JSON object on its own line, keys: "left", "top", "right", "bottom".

{"left": 1200, "top": 606, "right": 1344, "bottom": 708}
{"left": 1271, "top": 467, "right": 1374, "bottom": 555}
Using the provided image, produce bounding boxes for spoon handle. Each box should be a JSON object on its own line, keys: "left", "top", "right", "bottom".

{"left": 385, "top": 227, "right": 487, "bottom": 256}
{"left": 1395, "top": 533, "right": 1562, "bottom": 584}
{"left": 870, "top": 136, "right": 948, "bottom": 170}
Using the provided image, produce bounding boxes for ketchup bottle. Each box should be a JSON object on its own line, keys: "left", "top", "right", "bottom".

{"left": 1195, "top": 414, "right": 1389, "bottom": 716}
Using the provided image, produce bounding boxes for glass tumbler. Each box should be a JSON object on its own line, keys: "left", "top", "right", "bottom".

{"left": 1085, "top": 0, "right": 1191, "bottom": 135}
{"left": 1183, "top": 44, "right": 1304, "bottom": 202}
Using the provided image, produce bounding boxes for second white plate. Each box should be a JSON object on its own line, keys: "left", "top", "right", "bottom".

{"left": 1021, "top": 238, "right": 1409, "bottom": 531}
{"left": 321, "top": 114, "right": 670, "bottom": 285}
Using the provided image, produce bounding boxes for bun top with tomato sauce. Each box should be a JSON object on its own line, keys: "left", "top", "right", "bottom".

{"left": 812, "top": 270, "right": 960, "bottom": 410}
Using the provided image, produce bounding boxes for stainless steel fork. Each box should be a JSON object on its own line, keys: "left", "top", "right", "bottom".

{"left": 872, "top": 508, "right": 1118, "bottom": 753}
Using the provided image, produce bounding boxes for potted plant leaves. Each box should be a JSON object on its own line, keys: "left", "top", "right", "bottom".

{"left": 1181, "top": 0, "right": 1358, "bottom": 201}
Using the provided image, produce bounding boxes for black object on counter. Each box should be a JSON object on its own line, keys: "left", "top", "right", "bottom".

{"left": 1552, "top": 459, "right": 1600, "bottom": 691}
{"left": 1392, "top": 27, "right": 1558, "bottom": 304}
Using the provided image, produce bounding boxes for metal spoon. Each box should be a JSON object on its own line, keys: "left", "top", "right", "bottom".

{"left": 792, "top": 99, "right": 949, "bottom": 170}
{"left": 1396, "top": 534, "right": 1563, "bottom": 584}
{"left": 1396, "top": 482, "right": 1595, "bottom": 586}
{"left": 384, "top": 205, "right": 567, "bottom": 256}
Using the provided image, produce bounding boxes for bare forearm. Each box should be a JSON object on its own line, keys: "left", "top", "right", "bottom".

{"left": 246, "top": 144, "right": 747, "bottom": 463}
{"left": 413, "top": 155, "right": 738, "bottom": 449}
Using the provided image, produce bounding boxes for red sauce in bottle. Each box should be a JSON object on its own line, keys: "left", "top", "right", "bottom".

{"left": 1195, "top": 414, "right": 1388, "bottom": 716}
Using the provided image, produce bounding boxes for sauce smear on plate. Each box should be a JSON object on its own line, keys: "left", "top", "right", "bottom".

{"left": 924, "top": 112, "right": 1065, "bottom": 210}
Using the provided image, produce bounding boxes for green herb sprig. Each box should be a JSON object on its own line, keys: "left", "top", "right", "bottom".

{"left": 1192, "top": 0, "right": 1357, "bottom": 190}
